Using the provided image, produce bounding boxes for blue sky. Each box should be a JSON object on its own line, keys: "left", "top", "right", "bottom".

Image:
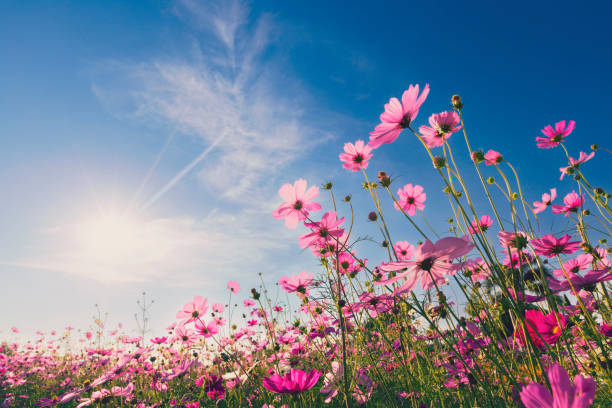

{"left": 1, "top": 0, "right": 610, "bottom": 339}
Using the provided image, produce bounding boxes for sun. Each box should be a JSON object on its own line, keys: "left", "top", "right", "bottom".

{"left": 75, "top": 211, "right": 142, "bottom": 262}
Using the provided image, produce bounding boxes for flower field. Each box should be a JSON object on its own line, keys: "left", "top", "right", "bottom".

{"left": 2, "top": 86, "right": 611, "bottom": 407}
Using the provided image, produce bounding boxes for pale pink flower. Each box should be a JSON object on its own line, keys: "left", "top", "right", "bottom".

{"left": 393, "top": 241, "right": 415, "bottom": 261}
{"left": 498, "top": 230, "right": 529, "bottom": 250}
{"left": 464, "top": 258, "right": 490, "bottom": 282}
{"left": 560, "top": 151, "right": 595, "bottom": 180}
{"left": 536, "top": 120, "right": 575, "bottom": 149}
{"left": 298, "top": 211, "right": 345, "bottom": 249}
{"left": 419, "top": 110, "right": 461, "bottom": 148}
{"left": 273, "top": 179, "right": 322, "bottom": 228}
{"left": 484, "top": 150, "right": 503, "bottom": 165}
{"left": 468, "top": 215, "right": 493, "bottom": 234}
{"left": 227, "top": 281, "right": 240, "bottom": 294}
{"left": 339, "top": 140, "right": 373, "bottom": 171}
{"left": 212, "top": 303, "right": 224, "bottom": 313}
{"left": 394, "top": 184, "right": 426, "bottom": 216}
{"left": 195, "top": 319, "right": 219, "bottom": 338}
{"left": 320, "top": 361, "right": 343, "bottom": 403}
{"left": 174, "top": 324, "right": 198, "bottom": 345}
{"left": 369, "top": 84, "right": 430, "bottom": 148}
{"left": 533, "top": 188, "right": 557, "bottom": 214}
{"left": 520, "top": 363, "right": 595, "bottom": 408}
{"left": 552, "top": 191, "right": 584, "bottom": 216}
{"left": 176, "top": 296, "right": 208, "bottom": 323}
{"left": 279, "top": 271, "right": 314, "bottom": 296}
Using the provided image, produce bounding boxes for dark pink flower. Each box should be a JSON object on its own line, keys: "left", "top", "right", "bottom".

{"left": 484, "top": 150, "right": 503, "bottom": 165}
{"left": 560, "top": 151, "right": 595, "bottom": 180}
{"left": 339, "top": 140, "right": 373, "bottom": 171}
{"left": 538, "top": 312, "right": 567, "bottom": 344}
{"left": 394, "top": 184, "right": 426, "bottom": 216}
{"left": 536, "top": 120, "right": 575, "bottom": 149}
{"left": 263, "top": 369, "right": 321, "bottom": 394}
{"left": 369, "top": 84, "right": 430, "bottom": 148}
{"left": 552, "top": 191, "right": 584, "bottom": 216}
{"left": 533, "top": 188, "right": 557, "bottom": 214}
{"left": 468, "top": 215, "right": 493, "bottom": 234}
{"left": 520, "top": 363, "right": 595, "bottom": 408}
{"left": 547, "top": 269, "right": 612, "bottom": 293}
{"left": 418, "top": 110, "right": 461, "bottom": 148}
{"left": 531, "top": 234, "right": 581, "bottom": 257}
{"left": 273, "top": 179, "right": 322, "bottom": 229}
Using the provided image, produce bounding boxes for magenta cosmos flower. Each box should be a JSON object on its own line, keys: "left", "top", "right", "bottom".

{"left": 520, "top": 363, "right": 595, "bottom": 408}
{"left": 560, "top": 151, "right": 595, "bottom": 180}
{"left": 339, "top": 140, "right": 373, "bottom": 171}
{"left": 484, "top": 150, "right": 503, "bottom": 165}
{"left": 369, "top": 84, "right": 430, "bottom": 148}
{"left": 418, "top": 110, "right": 461, "bottom": 148}
{"left": 176, "top": 296, "right": 208, "bottom": 324}
{"left": 533, "top": 188, "right": 557, "bottom": 214}
{"left": 298, "top": 211, "right": 345, "bottom": 249}
{"left": 394, "top": 184, "right": 426, "bottom": 216}
{"left": 393, "top": 240, "right": 415, "bottom": 261}
{"left": 531, "top": 234, "right": 581, "bottom": 258}
{"left": 552, "top": 191, "right": 584, "bottom": 216}
{"left": 536, "top": 120, "right": 576, "bottom": 149}
{"left": 376, "top": 236, "right": 474, "bottom": 293}
{"left": 514, "top": 310, "right": 566, "bottom": 348}
{"left": 263, "top": 369, "right": 321, "bottom": 394}
{"left": 273, "top": 179, "right": 322, "bottom": 229}
{"left": 279, "top": 271, "right": 314, "bottom": 295}
{"left": 468, "top": 215, "right": 493, "bottom": 234}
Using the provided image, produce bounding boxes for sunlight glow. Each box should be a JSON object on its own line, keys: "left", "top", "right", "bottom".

{"left": 75, "top": 212, "right": 142, "bottom": 263}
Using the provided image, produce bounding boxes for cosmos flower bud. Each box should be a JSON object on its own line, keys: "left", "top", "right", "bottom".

{"left": 250, "top": 288, "right": 260, "bottom": 300}
{"left": 451, "top": 94, "right": 463, "bottom": 109}
{"left": 487, "top": 177, "right": 495, "bottom": 184}
{"left": 511, "top": 192, "right": 518, "bottom": 200}
{"left": 591, "top": 144, "right": 599, "bottom": 151}
{"left": 381, "top": 240, "right": 389, "bottom": 248}
{"left": 433, "top": 156, "right": 446, "bottom": 168}
{"left": 338, "top": 299, "right": 346, "bottom": 307}
{"left": 368, "top": 211, "right": 378, "bottom": 221}
{"left": 323, "top": 182, "right": 333, "bottom": 190}
{"left": 344, "top": 195, "right": 352, "bottom": 202}
{"left": 470, "top": 151, "right": 485, "bottom": 163}
{"left": 443, "top": 186, "right": 452, "bottom": 194}
{"left": 378, "top": 171, "right": 391, "bottom": 187}
{"left": 583, "top": 209, "right": 590, "bottom": 216}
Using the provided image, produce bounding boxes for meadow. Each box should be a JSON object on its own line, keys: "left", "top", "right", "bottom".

{"left": 2, "top": 85, "right": 611, "bottom": 407}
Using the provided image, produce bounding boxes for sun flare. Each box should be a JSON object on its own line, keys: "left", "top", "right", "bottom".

{"left": 75, "top": 212, "right": 142, "bottom": 262}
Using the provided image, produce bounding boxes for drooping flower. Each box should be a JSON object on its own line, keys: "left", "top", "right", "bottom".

{"left": 298, "top": 211, "right": 345, "bottom": 249}
{"left": 419, "top": 110, "right": 461, "bottom": 148}
{"left": 560, "top": 151, "right": 595, "bottom": 180}
{"left": 376, "top": 236, "right": 474, "bottom": 293}
{"left": 533, "top": 188, "right": 557, "bottom": 214}
{"left": 393, "top": 241, "right": 415, "bottom": 261}
{"left": 273, "top": 179, "right": 322, "bottom": 228}
{"left": 531, "top": 234, "right": 581, "bottom": 257}
{"left": 176, "top": 296, "right": 208, "bottom": 324}
{"left": 339, "top": 140, "right": 374, "bottom": 171}
{"left": 536, "top": 120, "right": 576, "bottom": 149}
{"left": 369, "top": 84, "right": 430, "bottom": 148}
{"left": 468, "top": 215, "right": 493, "bottom": 234}
{"left": 484, "top": 150, "right": 503, "bottom": 165}
{"left": 263, "top": 369, "right": 321, "bottom": 394}
{"left": 394, "top": 184, "right": 426, "bottom": 216}
{"left": 279, "top": 271, "right": 314, "bottom": 296}
{"left": 520, "top": 363, "right": 595, "bottom": 408}
{"left": 552, "top": 191, "right": 584, "bottom": 216}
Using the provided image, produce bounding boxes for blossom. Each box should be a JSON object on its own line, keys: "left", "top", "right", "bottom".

{"left": 320, "top": 361, "right": 343, "bottom": 403}
{"left": 298, "top": 211, "right": 345, "bottom": 249}
{"left": 369, "top": 84, "right": 430, "bottom": 148}
{"left": 279, "top": 271, "right": 314, "bottom": 295}
{"left": 514, "top": 310, "right": 566, "bottom": 347}
{"left": 520, "top": 363, "right": 595, "bottom": 408}
{"left": 212, "top": 303, "right": 224, "bottom": 313}
{"left": 560, "top": 151, "right": 595, "bottom": 180}
{"left": 463, "top": 258, "right": 490, "bottom": 282}
{"left": 195, "top": 319, "right": 219, "bottom": 338}
{"left": 547, "top": 269, "right": 612, "bottom": 293}
{"left": 483, "top": 150, "right": 503, "bottom": 165}
{"left": 376, "top": 236, "right": 474, "bottom": 293}
{"left": 467, "top": 215, "right": 493, "bottom": 234}
{"left": 394, "top": 184, "right": 426, "bottom": 216}
{"left": 419, "top": 110, "right": 461, "bottom": 148}
{"left": 498, "top": 230, "right": 529, "bottom": 250}
{"left": 150, "top": 337, "right": 167, "bottom": 344}
{"left": 531, "top": 234, "right": 581, "bottom": 257}
{"left": 533, "top": 188, "right": 557, "bottom": 214}
{"left": 273, "top": 179, "right": 322, "bottom": 228}
{"left": 174, "top": 325, "right": 198, "bottom": 345}
{"left": 339, "top": 140, "right": 373, "bottom": 171}
{"left": 393, "top": 241, "right": 415, "bottom": 260}
{"left": 263, "top": 369, "right": 321, "bottom": 394}
{"left": 536, "top": 120, "right": 575, "bottom": 149}
{"left": 176, "top": 296, "right": 208, "bottom": 324}
{"left": 552, "top": 191, "right": 584, "bottom": 215}
{"left": 227, "top": 281, "right": 240, "bottom": 294}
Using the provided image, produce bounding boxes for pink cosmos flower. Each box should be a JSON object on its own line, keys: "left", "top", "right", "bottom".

{"left": 536, "top": 120, "right": 576, "bottom": 149}
{"left": 279, "top": 271, "right": 314, "bottom": 295}
{"left": 243, "top": 299, "right": 255, "bottom": 307}
{"left": 394, "top": 184, "right": 426, "bottom": 216}
{"left": 463, "top": 258, "right": 490, "bottom": 282}
{"left": 176, "top": 296, "right": 208, "bottom": 323}
{"left": 553, "top": 254, "right": 592, "bottom": 277}
{"left": 263, "top": 369, "right": 321, "bottom": 394}
{"left": 533, "top": 188, "right": 557, "bottom": 214}
{"left": 174, "top": 325, "right": 198, "bottom": 345}
{"left": 227, "top": 281, "right": 240, "bottom": 294}
{"left": 337, "top": 252, "right": 364, "bottom": 275}
{"left": 538, "top": 312, "right": 567, "bottom": 344}
{"left": 560, "top": 151, "right": 595, "bottom": 180}
{"left": 212, "top": 303, "right": 224, "bottom": 313}
{"left": 273, "top": 179, "right": 322, "bottom": 229}
{"left": 195, "top": 319, "right": 219, "bottom": 338}
{"left": 150, "top": 337, "right": 167, "bottom": 344}
{"left": 484, "top": 150, "right": 503, "bottom": 165}
{"left": 339, "top": 140, "right": 373, "bottom": 171}
{"left": 419, "top": 110, "right": 461, "bottom": 148}
{"left": 552, "top": 191, "right": 584, "bottom": 216}
{"left": 547, "top": 269, "right": 612, "bottom": 293}
{"left": 468, "top": 215, "right": 493, "bottom": 234}
{"left": 369, "top": 84, "right": 430, "bottom": 148}
{"left": 520, "top": 363, "right": 595, "bottom": 408}
{"left": 298, "top": 211, "right": 345, "bottom": 249}
{"left": 376, "top": 236, "right": 474, "bottom": 293}
{"left": 320, "top": 361, "right": 343, "bottom": 403}
{"left": 10, "top": 327, "right": 18, "bottom": 333}
{"left": 531, "top": 234, "right": 581, "bottom": 257}
{"left": 393, "top": 241, "right": 415, "bottom": 261}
